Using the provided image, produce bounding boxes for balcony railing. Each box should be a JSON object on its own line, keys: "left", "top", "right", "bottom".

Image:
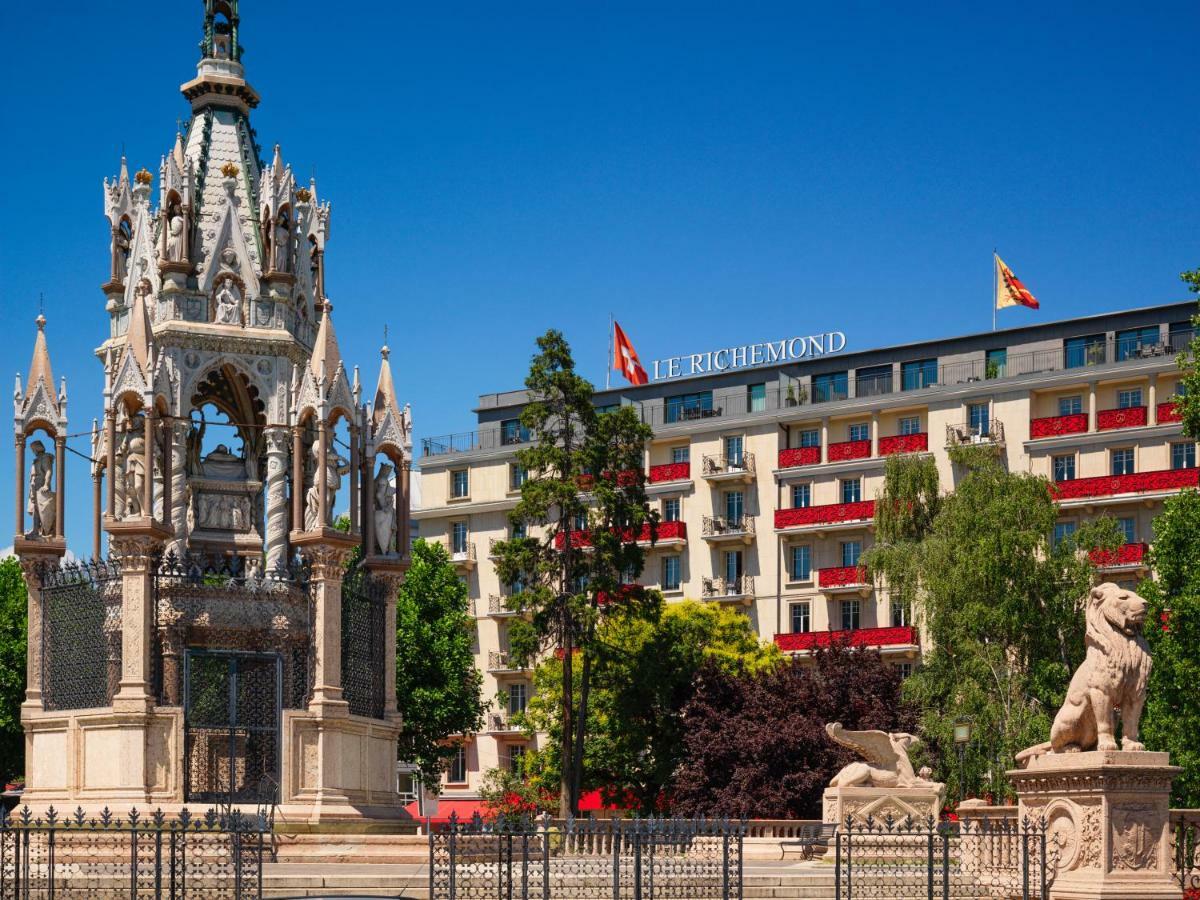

{"left": 487, "top": 651, "right": 525, "bottom": 673}
{"left": 1089, "top": 542, "right": 1149, "bottom": 569}
{"left": 449, "top": 542, "right": 477, "bottom": 567}
{"left": 1052, "top": 467, "right": 1200, "bottom": 501}
{"left": 774, "top": 625, "right": 917, "bottom": 653}
{"left": 423, "top": 428, "right": 530, "bottom": 458}
{"left": 485, "top": 712, "right": 521, "bottom": 733}
{"left": 945, "top": 420, "right": 1006, "bottom": 447}
{"left": 778, "top": 446, "right": 821, "bottom": 468}
{"left": 827, "top": 440, "right": 871, "bottom": 462}
{"left": 775, "top": 500, "right": 875, "bottom": 530}
{"left": 818, "top": 566, "right": 869, "bottom": 589}
{"left": 1029, "top": 413, "right": 1088, "bottom": 439}
{"left": 1158, "top": 400, "right": 1183, "bottom": 424}
{"left": 701, "top": 453, "right": 756, "bottom": 479}
{"left": 1097, "top": 406, "right": 1148, "bottom": 431}
{"left": 701, "top": 575, "right": 755, "bottom": 600}
{"left": 878, "top": 433, "right": 928, "bottom": 456}
{"left": 555, "top": 520, "right": 687, "bottom": 549}
{"left": 649, "top": 462, "right": 691, "bottom": 484}
{"left": 486, "top": 594, "right": 521, "bottom": 617}
{"left": 701, "top": 516, "right": 756, "bottom": 540}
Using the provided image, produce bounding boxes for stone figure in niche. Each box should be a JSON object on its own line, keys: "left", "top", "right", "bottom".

{"left": 273, "top": 213, "right": 291, "bottom": 273}
{"left": 26, "top": 440, "right": 56, "bottom": 537}
{"left": 166, "top": 204, "right": 187, "bottom": 262}
{"left": 185, "top": 411, "right": 206, "bottom": 476}
{"left": 826, "top": 722, "right": 946, "bottom": 795}
{"left": 304, "top": 441, "right": 350, "bottom": 532}
{"left": 113, "top": 221, "right": 132, "bottom": 283}
{"left": 373, "top": 464, "right": 396, "bottom": 555}
{"left": 214, "top": 281, "right": 241, "bottom": 325}
{"left": 124, "top": 428, "right": 147, "bottom": 518}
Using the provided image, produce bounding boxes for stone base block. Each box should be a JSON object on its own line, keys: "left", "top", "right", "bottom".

{"left": 822, "top": 784, "right": 944, "bottom": 827}
{"left": 1010, "top": 750, "right": 1182, "bottom": 900}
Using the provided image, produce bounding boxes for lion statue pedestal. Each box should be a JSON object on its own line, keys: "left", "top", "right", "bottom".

{"left": 1011, "top": 584, "right": 1181, "bottom": 900}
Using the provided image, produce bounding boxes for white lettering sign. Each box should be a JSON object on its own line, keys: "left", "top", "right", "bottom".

{"left": 650, "top": 332, "right": 848, "bottom": 381}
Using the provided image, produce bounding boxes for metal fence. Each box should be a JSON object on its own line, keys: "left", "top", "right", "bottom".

{"left": 835, "top": 815, "right": 1048, "bottom": 900}
{"left": 1173, "top": 811, "right": 1200, "bottom": 893}
{"left": 341, "top": 568, "right": 388, "bottom": 719}
{"left": 430, "top": 814, "right": 745, "bottom": 900}
{"left": 39, "top": 559, "right": 123, "bottom": 712}
{"left": 0, "top": 806, "right": 268, "bottom": 899}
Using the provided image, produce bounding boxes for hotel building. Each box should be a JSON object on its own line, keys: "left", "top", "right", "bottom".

{"left": 417, "top": 301, "right": 1197, "bottom": 794}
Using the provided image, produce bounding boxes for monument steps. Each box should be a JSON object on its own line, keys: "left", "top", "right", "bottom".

{"left": 273, "top": 832, "right": 431, "bottom": 865}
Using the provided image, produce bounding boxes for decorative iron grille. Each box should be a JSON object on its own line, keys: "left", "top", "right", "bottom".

{"left": 341, "top": 568, "right": 388, "bottom": 719}
{"left": 835, "top": 815, "right": 1048, "bottom": 900}
{"left": 0, "top": 805, "right": 267, "bottom": 898}
{"left": 430, "top": 814, "right": 745, "bottom": 899}
{"left": 40, "top": 559, "right": 123, "bottom": 712}
{"left": 1173, "top": 812, "right": 1200, "bottom": 893}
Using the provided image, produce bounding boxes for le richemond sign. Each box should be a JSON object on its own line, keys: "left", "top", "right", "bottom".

{"left": 651, "top": 331, "right": 847, "bottom": 381}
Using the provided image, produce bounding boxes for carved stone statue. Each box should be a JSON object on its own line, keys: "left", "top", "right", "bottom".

{"left": 113, "top": 222, "right": 131, "bottom": 283}
{"left": 214, "top": 281, "right": 241, "bottom": 325}
{"left": 273, "top": 214, "right": 290, "bottom": 273}
{"left": 1017, "top": 583, "right": 1152, "bottom": 766}
{"left": 200, "top": 443, "right": 247, "bottom": 480}
{"left": 826, "top": 722, "right": 945, "bottom": 792}
{"left": 124, "top": 429, "right": 147, "bottom": 518}
{"left": 304, "top": 441, "right": 350, "bottom": 532}
{"left": 26, "top": 440, "right": 56, "bottom": 537}
{"left": 373, "top": 464, "right": 396, "bottom": 555}
{"left": 166, "top": 209, "right": 187, "bottom": 262}
{"left": 185, "top": 411, "right": 206, "bottom": 476}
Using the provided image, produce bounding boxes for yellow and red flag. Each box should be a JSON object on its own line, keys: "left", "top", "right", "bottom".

{"left": 612, "top": 321, "right": 648, "bottom": 386}
{"left": 995, "top": 254, "right": 1040, "bottom": 310}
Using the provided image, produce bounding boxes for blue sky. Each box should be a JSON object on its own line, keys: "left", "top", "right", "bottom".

{"left": 1, "top": 1, "right": 1198, "bottom": 554}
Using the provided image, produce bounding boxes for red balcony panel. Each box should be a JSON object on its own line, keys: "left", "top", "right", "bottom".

{"left": 554, "top": 520, "right": 688, "bottom": 549}
{"left": 828, "top": 440, "right": 872, "bottom": 462}
{"left": 1097, "top": 406, "right": 1148, "bottom": 431}
{"left": 878, "top": 433, "right": 928, "bottom": 456}
{"left": 649, "top": 462, "right": 691, "bottom": 483}
{"left": 1088, "top": 542, "right": 1148, "bottom": 567}
{"left": 774, "top": 625, "right": 917, "bottom": 653}
{"left": 775, "top": 500, "right": 875, "bottom": 529}
{"left": 1052, "top": 467, "right": 1200, "bottom": 501}
{"left": 779, "top": 446, "right": 821, "bottom": 468}
{"left": 818, "top": 566, "right": 868, "bottom": 588}
{"left": 1029, "top": 413, "right": 1088, "bottom": 439}
{"left": 1157, "top": 400, "right": 1183, "bottom": 424}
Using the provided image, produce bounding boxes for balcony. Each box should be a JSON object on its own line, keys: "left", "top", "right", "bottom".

{"left": 774, "top": 625, "right": 918, "bottom": 655}
{"left": 554, "top": 520, "right": 688, "bottom": 550}
{"left": 878, "top": 433, "right": 928, "bottom": 456}
{"left": 487, "top": 651, "right": 528, "bottom": 674}
{"left": 701, "top": 516, "right": 756, "bottom": 544}
{"left": 828, "top": 440, "right": 871, "bottom": 462}
{"left": 484, "top": 712, "right": 523, "bottom": 735}
{"left": 778, "top": 446, "right": 821, "bottom": 469}
{"left": 1029, "top": 413, "right": 1088, "bottom": 440}
{"left": 485, "top": 594, "right": 521, "bottom": 618}
{"left": 1052, "top": 467, "right": 1200, "bottom": 503}
{"left": 1158, "top": 400, "right": 1183, "bottom": 424}
{"left": 817, "top": 566, "right": 871, "bottom": 595}
{"left": 649, "top": 462, "right": 691, "bottom": 484}
{"left": 945, "top": 420, "right": 1006, "bottom": 448}
{"left": 1088, "top": 542, "right": 1149, "bottom": 572}
{"left": 701, "top": 575, "right": 755, "bottom": 604}
{"left": 1097, "top": 406, "right": 1148, "bottom": 431}
{"left": 775, "top": 500, "right": 875, "bottom": 532}
{"left": 701, "top": 453, "right": 756, "bottom": 484}
{"left": 449, "top": 542, "right": 477, "bottom": 571}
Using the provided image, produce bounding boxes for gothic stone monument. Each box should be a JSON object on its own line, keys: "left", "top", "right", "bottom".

{"left": 1011, "top": 583, "right": 1179, "bottom": 900}
{"left": 15, "top": 0, "right": 414, "bottom": 825}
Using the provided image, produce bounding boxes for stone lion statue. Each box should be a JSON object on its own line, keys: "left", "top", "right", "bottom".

{"left": 826, "top": 722, "right": 945, "bottom": 796}
{"left": 1017, "top": 583, "right": 1152, "bottom": 766}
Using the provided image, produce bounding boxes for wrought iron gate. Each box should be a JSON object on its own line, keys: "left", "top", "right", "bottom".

{"left": 183, "top": 650, "right": 282, "bottom": 805}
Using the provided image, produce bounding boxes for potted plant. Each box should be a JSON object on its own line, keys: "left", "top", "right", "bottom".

{"left": 4, "top": 776, "right": 24, "bottom": 793}
{"left": 785, "top": 384, "right": 797, "bottom": 407}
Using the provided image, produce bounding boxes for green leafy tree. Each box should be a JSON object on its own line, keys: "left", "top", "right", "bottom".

{"left": 1174, "top": 268, "right": 1200, "bottom": 438}
{"left": 394, "top": 539, "right": 486, "bottom": 788}
{"left": 492, "top": 330, "right": 659, "bottom": 816}
{"left": 0, "top": 559, "right": 26, "bottom": 781}
{"left": 863, "top": 453, "right": 941, "bottom": 614}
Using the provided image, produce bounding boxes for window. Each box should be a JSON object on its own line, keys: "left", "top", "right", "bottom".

{"left": 572, "top": 510, "right": 587, "bottom": 532}
{"left": 901, "top": 358, "right": 938, "bottom": 391}
{"left": 1172, "top": 442, "right": 1196, "bottom": 470}
{"left": 451, "top": 469, "right": 469, "bottom": 499}
{"left": 724, "top": 435, "right": 744, "bottom": 466}
{"left": 501, "top": 419, "right": 530, "bottom": 445}
{"left": 511, "top": 522, "right": 527, "bottom": 540}
{"left": 595, "top": 403, "right": 620, "bottom": 415}
{"left": 899, "top": 416, "right": 921, "bottom": 436}
{"left": 508, "top": 683, "right": 527, "bottom": 715}
{"left": 1111, "top": 448, "right": 1135, "bottom": 476}
{"left": 747, "top": 383, "right": 767, "bottom": 413}
{"left": 666, "top": 391, "right": 713, "bottom": 423}
{"left": 1052, "top": 454, "right": 1075, "bottom": 482}
{"left": 841, "top": 540, "right": 862, "bottom": 568}
{"left": 968, "top": 402, "right": 990, "bottom": 436}
{"left": 1117, "top": 388, "right": 1143, "bottom": 409}
{"left": 813, "top": 371, "right": 848, "bottom": 403}
{"left": 508, "top": 746, "right": 527, "bottom": 776}
{"left": 799, "top": 429, "right": 820, "bottom": 448}
{"left": 662, "top": 556, "right": 682, "bottom": 591}
{"left": 840, "top": 599, "right": 861, "bottom": 631}
{"left": 447, "top": 745, "right": 467, "bottom": 784}
{"left": 1065, "top": 334, "right": 1106, "bottom": 369}
{"left": 986, "top": 348, "right": 1007, "bottom": 379}
{"left": 1053, "top": 521, "right": 1077, "bottom": 549}
{"left": 841, "top": 478, "right": 862, "bottom": 504}
{"left": 724, "top": 550, "right": 743, "bottom": 582}
{"left": 790, "top": 545, "right": 812, "bottom": 581}
{"left": 791, "top": 602, "right": 811, "bottom": 634}
{"left": 791, "top": 483, "right": 812, "bottom": 509}
{"left": 672, "top": 445, "right": 690, "bottom": 464}
{"left": 724, "top": 490, "right": 744, "bottom": 525}
{"left": 1117, "top": 517, "right": 1136, "bottom": 545}
{"left": 451, "top": 522, "right": 469, "bottom": 554}
{"left": 891, "top": 598, "right": 910, "bottom": 627}
{"left": 1170, "top": 320, "right": 1194, "bottom": 351}
{"left": 848, "top": 422, "right": 869, "bottom": 443}
{"left": 509, "top": 464, "right": 527, "bottom": 491}
{"left": 1058, "top": 395, "right": 1083, "bottom": 416}
{"left": 663, "top": 497, "right": 681, "bottom": 522}
{"left": 897, "top": 663, "right": 914, "bottom": 679}
{"left": 1116, "top": 326, "right": 1160, "bottom": 361}
{"left": 509, "top": 578, "right": 525, "bottom": 596}
{"left": 856, "top": 364, "right": 892, "bottom": 397}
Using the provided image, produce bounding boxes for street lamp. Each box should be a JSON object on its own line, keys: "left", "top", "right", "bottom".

{"left": 953, "top": 718, "right": 973, "bottom": 806}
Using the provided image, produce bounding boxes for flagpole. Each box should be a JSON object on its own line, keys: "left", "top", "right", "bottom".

{"left": 606, "top": 314, "right": 613, "bottom": 390}
{"left": 991, "top": 250, "right": 998, "bottom": 332}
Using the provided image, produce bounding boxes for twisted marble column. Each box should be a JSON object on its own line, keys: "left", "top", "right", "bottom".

{"left": 264, "top": 426, "right": 291, "bottom": 573}
{"left": 167, "top": 421, "right": 189, "bottom": 557}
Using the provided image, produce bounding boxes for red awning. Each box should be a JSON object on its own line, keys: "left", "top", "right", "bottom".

{"left": 404, "top": 798, "right": 487, "bottom": 824}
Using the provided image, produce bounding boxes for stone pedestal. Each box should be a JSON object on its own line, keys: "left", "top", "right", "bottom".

{"left": 1010, "top": 751, "right": 1181, "bottom": 900}
{"left": 821, "top": 784, "right": 944, "bottom": 860}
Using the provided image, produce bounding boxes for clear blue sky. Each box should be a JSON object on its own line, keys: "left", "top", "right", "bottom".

{"left": 1, "top": 1, "right": 1198, "bottom": 554}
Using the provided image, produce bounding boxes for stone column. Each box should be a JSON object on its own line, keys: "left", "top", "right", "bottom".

{"left": 316, "top": 421, "right": 329, "bottom": 528}
{"left": 142, "top": 411, "right": 156, "bottom": 522}
{"left": 54, "top": 435, "right": 65, "bottom": 540}
{"left": 1148, "top": 375, "right": 1158, "bottom": 425}
{"left": 292, "top": 425, "right": 304, "bottom": 533}
{"left": 398, "top": 462, "right": 411, "bottom": 557}
{"left": 363, "top": 454, "right": 376, "bottom": 558}
{"left": 158, "top": 625, "right": 184, "bottom": 706}
{"left": 1088, "top": 384, "right": 1097, "bottom": 433}
{"left": 92, "top": 470, "right": 103, "bottom": 559}
{"left": 17, "top": 554, "right": 58, "bottom": 711}
{"left": 167, "top": 421, "right": 189, "bottom": 557}
{"left": 303, "top": 540, "right": 357, "bottom": 711}
{"left": 110, "top": 532, "right": 165, "bottom": 712}
{"left": 14, "top": 436, "right": 25, "bottom": 538}
{"left": 106, "top": 411, "right": 117, "bottom": 519}
{"left": 264, "top": 426, "right": 291, "bottom": 572}
{"left": 870, "top": 411, "right": 879, "bottom": 457}
{"left": 348, "top": 423, "right": 360, "bottom": 534}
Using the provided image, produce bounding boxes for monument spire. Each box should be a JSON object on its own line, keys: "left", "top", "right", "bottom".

{"left": 25, "top": 313, "right": 55, "bottom": 399}
{"left": 182, "top": 0, "right": 260, "bottom": 112}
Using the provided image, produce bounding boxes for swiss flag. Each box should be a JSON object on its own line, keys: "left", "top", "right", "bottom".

{"left": 613, "top": 321, "right": 648, "bottom": 386}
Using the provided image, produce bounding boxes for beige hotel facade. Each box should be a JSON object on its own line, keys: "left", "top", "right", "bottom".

{"left": 417, "top": 300, "right": 1197, "bottom": 796}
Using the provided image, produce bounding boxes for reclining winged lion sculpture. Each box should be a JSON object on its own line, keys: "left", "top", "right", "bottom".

{"left": 1017, "top": 582, "right": 1153, "bottom": 767}
{"left": 826, "top": 722, "right": 945, "bottom": 799}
